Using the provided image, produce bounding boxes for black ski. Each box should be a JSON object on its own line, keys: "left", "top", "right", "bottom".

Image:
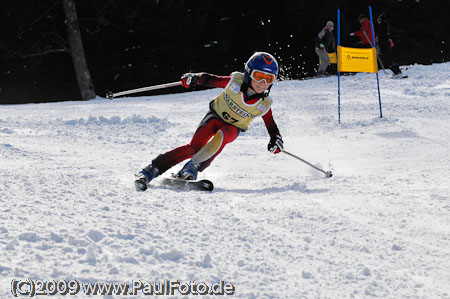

{"left": 162, "top": 177, "right": 214, "bottom": 191}
{"left": 392, "top": 75, "right": 408, "bottom": 79}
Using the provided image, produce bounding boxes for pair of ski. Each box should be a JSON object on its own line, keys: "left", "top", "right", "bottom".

{"left": 134, "top": 150, "right": 333, "bottom": 192}
{"left": 135, "top": 174, "right": 214, "bottom": 192}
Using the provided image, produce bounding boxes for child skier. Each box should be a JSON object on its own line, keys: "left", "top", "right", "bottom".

{"left": 134, "top": 52, "right": 284, "bottom": 191}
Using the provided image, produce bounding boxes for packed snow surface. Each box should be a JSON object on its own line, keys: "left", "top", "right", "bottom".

{"left": 1, "top": 63, "right": 450, "bottom": 298}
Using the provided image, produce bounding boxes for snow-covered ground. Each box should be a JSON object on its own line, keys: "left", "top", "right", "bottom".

{"left": 1, "top": 63, "right": 450, "bottom": 298}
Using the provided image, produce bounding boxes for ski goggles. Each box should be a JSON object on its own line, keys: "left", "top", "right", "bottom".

{"left": 250, "top": 70, "right": 276, "bottom": 85}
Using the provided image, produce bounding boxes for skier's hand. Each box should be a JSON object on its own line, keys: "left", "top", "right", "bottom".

{"left": 268, "top": 135, "right": 283, "bottom": 154}
{"left": 319, "top": 43, "right": 325, "bottom": 49}
{"left": 181, "top": 73, "right": 200, "bottom": 89}
{"left": 389, "top": 39, "right": 395, "bottom": 48}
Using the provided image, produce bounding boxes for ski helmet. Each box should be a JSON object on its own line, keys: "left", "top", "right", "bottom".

{"left": 245, "top": 52, "right": 279, "bottom": 83}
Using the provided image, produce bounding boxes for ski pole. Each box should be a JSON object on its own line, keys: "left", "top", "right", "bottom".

{"left": 282, "top": 150, "right": 333, "bottom": 178}
{"left": 362, "top": 31, "right": 388, "bottom": 74}
{"left": 106, "top": 81, "right": 181, "bottom": 99}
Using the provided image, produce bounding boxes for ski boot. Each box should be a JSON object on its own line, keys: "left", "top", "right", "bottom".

{"left": 134, "top": 165, "right": 159, "bottom": 191}
{"left": 176, "top": 160, "right": 199, "bottom": 181}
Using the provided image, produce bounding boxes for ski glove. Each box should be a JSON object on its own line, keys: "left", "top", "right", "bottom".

{"left": 181, "top": 73, "right": 200, "bottom": 89}
{"left": 268, "top": 134, "right": 283, "bottom": 154}
{"left": 389, "top": 39, "right": 395, "bottom": 48}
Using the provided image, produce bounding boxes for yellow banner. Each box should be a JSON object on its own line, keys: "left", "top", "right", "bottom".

{"left": 328, "top": 52, "right": 337, "bottom": 64}
{"left": 337, "top": 46, "right": 378, "bottom": 73}
{"left": 319, "top": 52, "right": 337, "bottom": 64}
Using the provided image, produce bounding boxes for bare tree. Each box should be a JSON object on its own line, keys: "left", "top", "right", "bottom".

{"left": 62, "top": 0, "right": 95, "bottom": 100}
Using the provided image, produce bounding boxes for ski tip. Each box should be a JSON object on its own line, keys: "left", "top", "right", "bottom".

{"left": 198, "top": 179, "right": 214, "bottom": 191}
{"left": 134, "top": 181, "right": 148, "bottom": 191}
{"left": 134, "top": 174, "right": 148, "bottom": 191}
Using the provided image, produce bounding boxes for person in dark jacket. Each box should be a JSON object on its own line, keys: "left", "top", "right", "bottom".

{"left": 314, "top": 21, "right": 336, "bottom": 76}
{"left": 376, "top": 13, "right": 404, "bottom": 78}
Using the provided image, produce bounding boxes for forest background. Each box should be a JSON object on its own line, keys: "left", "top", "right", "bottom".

{"left": 0, "top": 0, "right": 448, "bottom": 104}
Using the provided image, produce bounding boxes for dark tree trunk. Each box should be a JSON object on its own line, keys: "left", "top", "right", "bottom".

{"left": 62, "top": 0, "right": 95, "bottom": 100}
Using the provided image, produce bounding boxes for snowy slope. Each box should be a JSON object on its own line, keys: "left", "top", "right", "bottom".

{"left": 1, "top": 63, "right": 450, "bottom": 298}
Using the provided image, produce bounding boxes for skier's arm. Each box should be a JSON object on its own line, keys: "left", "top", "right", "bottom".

{"left": 198, "top": 73, "right": 231, "bottom": 88}
{"left": 181, "top": 73, "right": 231, "bottom": 89}
{"left": 353, "top": 30, "right": 365, "bottom": 39}
{"left": 262, "top": 108, "right": 283, "bottom": 154}
{"left": 355, "top": 20, "right": 372, "bottom": 43}
{"left": 354, "top": 21, "right": 369, "bottom": 38}
{"left": 262, "top": 108, "right": 281, "bottom": 138}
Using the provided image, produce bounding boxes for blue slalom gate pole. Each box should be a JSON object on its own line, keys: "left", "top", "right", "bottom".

{"left": 337, "top": 9, "right": 341, "bottom": 123}
{"left": 368, "top": 6, "right": 383, "bottom": 118}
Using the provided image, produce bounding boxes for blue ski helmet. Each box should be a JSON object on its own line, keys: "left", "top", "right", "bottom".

{"left": 244, "top": 52, "right": 279, "bottom": 84}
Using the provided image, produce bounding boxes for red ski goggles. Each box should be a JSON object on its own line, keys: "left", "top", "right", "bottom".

{"left": 250, "top": 70, "right": 276, "bottom": 85}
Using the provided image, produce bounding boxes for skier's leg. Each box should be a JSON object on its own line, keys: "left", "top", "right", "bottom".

{"left": 391, "top": 64, "right": 401, "bottom": 75}
{"left": 150, "top": 112, "right": 220, "bottom": 174}
{"left": 315, "top": 48, "right": 329, "bottom": 74}
{"left": 177, "top": 124, "right": 239, "bottom": 179}
{"left": 380, "top": 45, "right": 401, "bottom": 75}
{"left": 384, "top": 51, "right": 401, "bottom": 75}
{"left": 194, "top": 123, "right": 240, "bottom": 172}
{"left": 136, "top": 121, "right": 215, "bottom": 190}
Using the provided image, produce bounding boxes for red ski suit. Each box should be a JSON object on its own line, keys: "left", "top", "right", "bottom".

{"left": 151, "top": 73, "right": 280, "bottom": 174}
{"left": 354, "top": 18, "right": 374, "bottom": 47}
